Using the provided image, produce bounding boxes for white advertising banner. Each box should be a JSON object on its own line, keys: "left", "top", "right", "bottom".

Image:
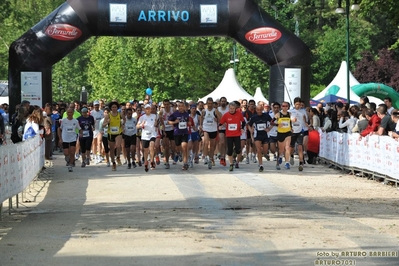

{"left": 0, "top": 136, "right": 44, "bottom": 204}
{"left": 319, "top": 132, "right": 398, "bottom": 180}
{"left": 284, "top": 68, "right": 301, "bottom": 103}
{"left": 21, "top": 72, "right": 42, "bottom": 107}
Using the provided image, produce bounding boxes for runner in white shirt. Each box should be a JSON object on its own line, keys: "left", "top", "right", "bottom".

{"left": 159, "top": 99, "right": 176, "bottom": 168}
{"left": 137, "top": 104, "right": 158, "bottom": 172}
{"left": 216, "top": 97, "right": 229, "bottom": 167}
{"left": 289, "top": 97, "right": 308, "bottom": 171}
{"left": 90, "top": 101, "right": 104, "bottom": 164}
{"left": 123, "top": 108, "right": 138, "bottom": 169}
{"left": 58, "top": 108, "right": 82, "bottom": 172}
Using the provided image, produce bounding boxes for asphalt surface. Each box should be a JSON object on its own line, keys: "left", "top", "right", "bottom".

{"left": 0, "top": 154, "right": 398, "bottom": 266}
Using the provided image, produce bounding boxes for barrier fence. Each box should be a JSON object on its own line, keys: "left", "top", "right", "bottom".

{"left": 0, "top": 136, "right": 45, "bottom": 212}
{"left": 319, "top": 131, "right": 399, "bottom": 181}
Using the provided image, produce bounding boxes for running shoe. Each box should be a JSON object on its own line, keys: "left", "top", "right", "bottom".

{"left": 81, "top": 161, "right": 86, "bottom": 168}
{"left": 127, "top": 163, "right": 131, "bottom": 169}
{"left": 204, "top": 157, "right": 208, "bottom": 165}
{"left": 145, "top": 163, "right": 149, "bottom": 172}
{"left": 173, "top": 155, "right": 178, "bottom": 164}
{"left": 116, "top": 157, "right": 122, "bottom": 166}
{"left": 253, "top": 155, "right": 257, "bottom": 164}
{"left": 259, "top": 165, "right": 264, "bottom": 172}
{"left": 178, "top": 154, "right": 182, "bottom": 162}
{"left": 208, "top": 162, "right": 212, "bottom": 169}
{"left": 138, "top": 160, "right": 142, "bottom": 167}
{"left": 285, "top": 162, "right": 290, "bottom": 170}
{"left": 156, "top": 155, "right": 160, "bottom": 165}
{"left": 85, "top": 158, "right": 90, "bottom": 166}
{"left": 65, "top": 156, "right": 70, "bottom": 166}
{"left": 150, "top": 161, "right": 156, "bottom": 170}
{"left": 235, "top": 162, "right": 239, "bottom": 169}
{"left": 132, "top": 162, "right": 137, "bottom": 168}
{"left": 278, "top": 157, "right": 283, "bottom": 165}
{"left": 265, "top": 154, "right": 270, "bottom": 161}
{"left": 165, "top": 163, "right": 170, "bottom": 169}
{"left": 246, "top": 157, "right": 250, "bottom": 164}
{"left": 106, "top": 162, "right": 110, "bottom": 167}
{"left": 290, "top": 156, "right": 294, "bottom": 165}
{"left": 189, "top": 161, "right": 194, "bottom": 168}
{"left": 273, "top": 154, "right": 277, "bottom": 161}
{"left": 298, "top": 164, "right": 303, "bottom": 172}
{"left": 194, "top": 157, "right": 199, "bottom": 164}
{"left": 68, "top": 165, "right": 73, "bottom": 172}
{"left": 276, "top": 164, "right": 281, "bottom": 170}
{"left": 112, "top": 162, "right": 116, "bottom": 171}
{"left": 229, "top": 164, "right": 234, "bottom": 172}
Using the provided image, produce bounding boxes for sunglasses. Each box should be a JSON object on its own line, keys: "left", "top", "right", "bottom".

{"left": 282, "top": 105, "right": 289, "bottom": 107}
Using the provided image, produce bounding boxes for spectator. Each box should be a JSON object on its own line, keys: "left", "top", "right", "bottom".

{"left": 0, "top": 111, "right": 4, "bottom": 145}
{"left": 23, "top": 107, "right": 44, "bottom": 141}
{"left": 306, "top": 126, "right": 320, "bottom": 164}
{"left": 359, "top": 109, "right": 381, "bottom": 138}
{"left": 310, "top": 108, "right": 320, "bottom": 129}
{"left": 11, "top": 105, "right": 26, "bottom": 144}
{"left": 338, "top": 107, "right": 357, "bottom": 133}
{"left": 384, "top": 97, "right": 394, "bottom": 115}
{"left": 389, "top": 109, "right": 399, "bottom": 140}
{"left": 321, "top": 109, "right": 333, "bottom": 132}
{"left": 43, "top": 104, "right": 53, "bottom": 160}
{"left": 316, "top": 103, "right": 325, "bottom": 126}
{"left": 352, "top": 109, "right": 368, "bottom": 133}
{"left": 374, "top": 104, "right": 396, "bottom": 136}
{"left": 359, "top": 96, "right": 370, "bottom": 109}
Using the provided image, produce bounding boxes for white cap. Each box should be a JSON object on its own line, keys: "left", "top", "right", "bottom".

{"left": 144, "top": 104, "right": 151, "bottom": 109}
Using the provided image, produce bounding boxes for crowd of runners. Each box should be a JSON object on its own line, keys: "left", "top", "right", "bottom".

{"left": 51, "top": 96, "right": 313, "bottom": 173}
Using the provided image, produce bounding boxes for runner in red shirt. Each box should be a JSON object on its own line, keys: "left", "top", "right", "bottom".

{"left": 219, "top": 102, "right": 245, "bottom": 171}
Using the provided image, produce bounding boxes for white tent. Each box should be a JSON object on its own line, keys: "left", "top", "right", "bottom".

{"left": 253, "top": 87, "right": 269, "bottom": 104}
{"left": 314, "top": 61, "right": 382, "bottom": 104}
{"left": 199, "top": 68, "right": 253, "bottom": 103}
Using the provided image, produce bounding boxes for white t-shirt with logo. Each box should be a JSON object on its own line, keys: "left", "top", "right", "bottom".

{"left": 60, "top": 118, "right": 81, "bottom": 143}
{"left": 90, "top": 109, "right": 104, "bottom": 131}
{"left": 124, "top": 117, "right": 137, "bottom": 136}
{"left": 138, "top": 114, "right": 157, "bottom": 140}
{"left": 290, "top": 108, "right": 306, "bottom": 134}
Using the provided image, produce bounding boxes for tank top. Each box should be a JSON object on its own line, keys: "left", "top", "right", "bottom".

{"left": 277, "top": 112, "right": 292, "bottom": 133}
{"left": 190, "top": 113, "right": 199, "bottom": 132}
{"left": 108, "top": 112, "right": 122, "bottom": 135}
{"left": 162, "top": 108, "right": 174, "bottom": 132}
{"left": 202, "top": 108, "right": 217, "bottom": 132}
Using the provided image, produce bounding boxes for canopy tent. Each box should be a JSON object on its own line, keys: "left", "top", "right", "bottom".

{"left": 199, "top": 68, "right": 253, "bottom": 103}
{"left": 316, "top": 94, "right": 359, "bottom": 104}
{"left": 253, "top": 87, "right": 269, "bottom": 104}
{"left": 313, "top": 61, "right": 382, "bottom": 105}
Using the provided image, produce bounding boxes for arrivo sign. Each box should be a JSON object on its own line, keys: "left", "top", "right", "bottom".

{"left": 45, "top": 24, "right": 82, "bottom": 41}
{"left": 245, "top": 27, "right": 282, "bottom": 44}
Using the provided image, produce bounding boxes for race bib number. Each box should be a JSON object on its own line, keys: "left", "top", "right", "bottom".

{"left": 165, "top": 124, "right": 173, "bottom": 131}
{"left": 293, "top": 122, "right": 300, "bottom": 127}
{"left": 281, "top": 122, "right": 289, "bottom": 128}
{"left": 228, "top": 124, "right": 237, "bottom": 131}
{"left": 206, "top": 118, "right": 214, "bottom": 124}
{"left": 178, "top": 122, "right": 187, "bottom": 129}
{"left": 146, "top": 131, "right": 151, "bottom": 136}
{"left": 66, "top": 127, "right": 74, "bottom": 133}
{"left": 127, "top": 126, "right": 134, "bottom": 130}
{"left": 110, "top": 127, "right": 119, "bottom": 133}
{"left": 257, "top": 123, "right": 266, "bottom": 130}
{"left": 83, "top": 130, "right": 90, "bottom": 137}
{"left": 96, "top": 117, "right": 101, "bottom": 121}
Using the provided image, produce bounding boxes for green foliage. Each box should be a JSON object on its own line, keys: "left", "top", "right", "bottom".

{"left": 1, "top": 0, "right": 399, "bottom": 104}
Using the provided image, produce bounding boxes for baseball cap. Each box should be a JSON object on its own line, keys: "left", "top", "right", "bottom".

{"left": 93, "top": 100, "right": 99, "bottom": 105}
{"left": 144, "top": 104, "right": 151, "bottom": 109}
{"left": 336, "top": 102, "right": 344, "bottom": 108}
{"left": 190, "top": 104, "right": 197, "bottom": 109}
{"left": 81, "top": 107, "right": 88, "bottom": 113}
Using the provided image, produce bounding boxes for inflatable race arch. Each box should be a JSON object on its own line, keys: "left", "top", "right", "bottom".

{"left": 8, "top": 0, "right": 311, "bottom": 112}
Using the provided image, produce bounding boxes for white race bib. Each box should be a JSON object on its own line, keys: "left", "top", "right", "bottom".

{"left": 83, "top": 130, "right": 90, "bottom": 137}
{"left": 281, "top": 122, "right": 289, "bottom": 128}
{"left": 165, "top": 124, "right": 173, "bottom": 131}
{"left": 257, "top": 123, "right": 266, "bottom": 131}
{"left": 206, "top": 118, "right": 214, "bottom": 124}
{"left": 110, "top": 126, "right": 119, "bottom": 133}
{"left": 228, "top": 124, "right": 237, "bottom": 131}
{"left": 66, "top": 127, "right": 74, "bottom": 133}
{"left": 178, "top": 122, "right": 187, "bottom": 129}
